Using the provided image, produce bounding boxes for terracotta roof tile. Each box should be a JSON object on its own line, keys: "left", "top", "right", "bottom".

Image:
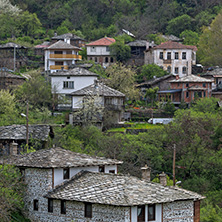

{"left": 86, "top": 37, "right": 115, "bottom": 46}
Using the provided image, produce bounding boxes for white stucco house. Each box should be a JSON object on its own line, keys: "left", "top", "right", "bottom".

{"left": 86, "top": 37, "right": 116, "bottom": 67}
{"left": 1, "top": 147, "right": 204, "bottom": 222}
{"left": 144, "top": 41, "right": 197, "bottom": 77}
{"left": 45, "top": 40, "right": 82, "bottom": 73}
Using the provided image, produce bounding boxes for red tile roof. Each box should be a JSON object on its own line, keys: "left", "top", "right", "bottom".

{"left": 86, "top": 37, "right": 115, "bottom": 46}
{"left": 154, "top": 41, "right": 197, "bottom": 51}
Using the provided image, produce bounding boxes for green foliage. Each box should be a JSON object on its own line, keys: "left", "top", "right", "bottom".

{"left": 163, "top": 101, "right": 176, "bottom": 115}
{"left": 0, "top": 165, "right": 25, "bottom": 222}
{"left": 201, "top": 201, "right": 222, "bottom": 222}
{"left": 137, "top": 64, "right": 168, "bottom": 83}
{"left": 152, "top": 174, "right": 175, "bottom": 186}
{"left": 166, "top": 14, "right": 192, "bottom": 37}
{"left": 146, "top": 34, "right": 166, "bottom": 45}
{"left": 179, "top": 30, "right": 199, "bottom": 45}
{"left": 144, "top": 87, "right": 159, "bottom": 107}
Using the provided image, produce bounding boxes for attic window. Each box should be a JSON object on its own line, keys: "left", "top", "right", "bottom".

{"left": 63, "top": 168, "right": 70, "bottom": 180}
{"left": 99, "top": 166, "right": 105, "bottom": 172}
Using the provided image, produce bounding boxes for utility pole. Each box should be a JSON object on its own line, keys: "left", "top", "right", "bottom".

{"left": 14, "top": 45, "right": 16, "bottom": 72}
{"left": 173, "top": 144, "right": 176, "bottom": 186}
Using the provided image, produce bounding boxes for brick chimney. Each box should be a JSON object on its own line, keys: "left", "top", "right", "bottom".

{"left": 159, "top": 172, "right": 167, "bottom": 186}
{"left": 10, "top": 141, "right": 18, "bottom": 155}
{"left": 141, "top": 165, "right": 151, "bottom": 181}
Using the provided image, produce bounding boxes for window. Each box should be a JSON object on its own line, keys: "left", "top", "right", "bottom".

{"left": 63, "top": 81, "right": 74, "bottom": 89}
{"left": 177, "top": 83, "right": 180, "bottom": 87}
{"left": 148, "top": 204, "right": 155, "bottom": 221}
{"left": 33, "top": 199, "right": 38, "bottom": 211}
{"left": 182, "top": 52, "right": 186, "bottom": 59}
{"left": 186, "top": 83, "right": 189, "bottom": 87}
{"left": 182, "top": 66, "right": 187, "bottom": 74}
{"left": 167, "top": 66, "right": 171, "bottom": 73}
{"left": 48, "top": 199, "right": 53, "bottom": 213}
{"left": 186, "top": 91, "right": 189, "bottom": 98}
{"left": 66, "top": 51, "right": 72, "bottom": 54}
{"left": 159, "top": 52, "right": 163, "bottom": 59}
{"left": 85, "top": 203, "right": 92, "bottom": 218}
{"left": 63, "top": 168, "right": 70, "bottom": 180}
{"left": 167, "top": 52, "right": 171, "bottom": 60}
{"left": 175, "top": 67, "right": 179, "bottom": 74}
{"left": 54, "top": 51, "right": 63, "bottom": 54}
{"left": 99, "top": 166, "right": 105, "bottom": 172}
{"left": 203, "top": 83, "right": 206, "bottom": 87}
{"left": 55, "top": 61, "right": 63, "bottom": 66}
{"left": 67, "top": 77, "right": 70, "bottom": 79}
{"left": 109, "top": 170, "right": 115, "bottom": 174}
{"left": 204, "top": 91, "right": 206, "bottom": 97}
{"left": 95, "top": 57, "right": 97, "bottom": 63}
{"left": 90, "top": 47, "right": 96, "bottom": 52}
{"left": 175, "top": 52, "right": 179, "bottom": 59}
{"left": 106, "top": 46, "right": 110, "bottom": 52}
{"left": 110, "top": 57, "right": 114, "bottom": 63}
{"left": 137, "top": 205, "right": 145, "bottom": 222}
{"left": 61, "top": 200, "right": 66, "bottom": 214}
{"left": 105, "top": 57, "right": 109, "bottom": 63}
{"left": 198, "top": 91, "right": 202, "bottom": 98}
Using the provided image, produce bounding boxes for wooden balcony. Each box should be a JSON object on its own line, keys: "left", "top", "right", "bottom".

{"left": 50, "top": 65, "right": 68, "bottom": 70}
{"left": 49, "top": 54, "right": 82, "bottom": 60}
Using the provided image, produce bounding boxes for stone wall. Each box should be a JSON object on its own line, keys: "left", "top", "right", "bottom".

{"left": 163, "top": 200, "right": 194, "bottom": 222}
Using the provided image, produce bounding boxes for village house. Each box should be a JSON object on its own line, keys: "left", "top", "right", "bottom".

{"left": 144, "top": 41, "right": 197, "bottom": 77}
{"left": 51, "top": 33, "right": 86, "bottom": 48}
{"left": 158, "top": 75, "right": 213, "bottom": 106}
{"left": 0, "top": 42, "right": 28, "bottom": 71}
{"left": 86, "top": 37, "right": 116, "bottom": 67}
{"left": 70, "top": 81, "right": 125, "bottom": 125}
{"left": 0, "top": 71, "right": 26, "bottom": 90}
{"left": 0, "top": 147, "right": 204, "bottom": 222}
{"left": 49, "top": 67, "right": 98, "bottom": 110}
{"left": 0, "top": 124, "right": 54, "bottom": 155}
{"left": 45, "top": 40, "right": 82, "bottom": 73}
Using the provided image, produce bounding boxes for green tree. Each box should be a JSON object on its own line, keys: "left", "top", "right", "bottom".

{"left": 166, "top": 14, "right": 192, "bottom": 37}
{"left": 179, "top": 30, "right": 199, "bottom": 45}
{"left": 198, "top": 10, "right": 222, "bottom": 66}
{"left": 105, "top": 63, "right": 140, "bottom": 100}
{"left": 144, "top": 87, "right": 159, "bottom": 107}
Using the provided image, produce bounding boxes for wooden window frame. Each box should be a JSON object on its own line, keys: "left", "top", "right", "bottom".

{"left": 148, "top": 204, "right": 155, "bottom": 221}
{"left": 85, "top": 203, "right": 92, "bottom": 218}
{"left": 137, "top": 205, "right": 145, "bottom": 222}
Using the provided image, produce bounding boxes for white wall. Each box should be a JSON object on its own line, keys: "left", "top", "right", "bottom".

{"left": 54, "top": 165, "right": 117, "bottom": 187}
{"left": 51, "top": 76, "right": 97, "bottom": 94}
{"left": 87, "top": 46, "right": 111, "bottom": 56}
{"left": 72, "top": 95, "right": 104, "bottom": 109}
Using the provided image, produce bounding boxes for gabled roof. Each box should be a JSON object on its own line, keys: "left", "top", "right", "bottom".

{"left": 49, "top": 67, "right": 98, "bottom": 77}
{"left": 46, "top": 40, "right": 81, "bottom": 50}
{"left": 0, "top": 42, "right": 27, "bottom": 49}
{"left": 0, "top": 124, "right": 52, "bottom": 141}
{"left": 127, "top": 40, "right": 148, "bottom": 47}
{"left": 51, "top": 33, "right": 85, "bottom": 41}
{"left": 70, "top": 82, "right": 125, "bottom": 97}
{"left": 0, "top": 147, "right": 122, "bottom": 168}
{"left": 86, "top": 37, "right": 115, "bottom": 46}
{"left": 170, "top": 74, "right": 213, "bottom": 83}
{"left": 45, "top": 171, "right": 204, "bottom": 206}
{"left": 154, "top": 41, "right": 197, "bottom": 51}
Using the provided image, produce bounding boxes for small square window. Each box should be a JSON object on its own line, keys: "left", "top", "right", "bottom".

{"left": 63, "top": 168, "right": 70, "bottom": 180}
{"left": 33, "top": 199, "right": 38, "bottom": 211}
{"left": 109, "top": 170, "right": 115, "bottom": 174}
{"left": 67, "top": 77, "right": 70, "bottom": 79}
{"left": 99, "top": 166, "right": 105, "bottom": 173}
{"left": 48, "top": 199, "right": 53, "bottom": 213}
{"left": 61, "top": 200, "right": 66, "bottom": 214}
{"left": 85, "top": 203, "right": 92, "bottom": 218}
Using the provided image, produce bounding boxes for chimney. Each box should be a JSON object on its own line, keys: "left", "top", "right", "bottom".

{"left": 10, "top": 141, "right": 18, "bottom": 155}
{"left": 146, "top": 42, "right": 150, "bottom": 50}
{"left": 159, "top": 172, "right": 167, "bottom": 186}
{"left": 141, "top": 165, "right": 151, "bottom": 181}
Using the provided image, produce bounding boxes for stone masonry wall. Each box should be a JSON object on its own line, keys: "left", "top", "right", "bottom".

{"left": 163, "top": 200, "right": 194, "bottom": 222}
{"left": 29, "top": 199, "right": 130, "bottom": 222}
{"left": 23, "top": 168, "right": 53, "bottom": 221}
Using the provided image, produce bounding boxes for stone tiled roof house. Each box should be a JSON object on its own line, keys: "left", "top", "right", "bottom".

{"left": 86, "top": 37, "right": 116, "bottom": 67}
{"left": 45, "top": 40, "right": 82, "bottom": 73}
{"left": 0, "top": 147, "right": 203, "bottom": 222}
{"left": 144, "top": 41, "right": 197, "bottom": 77}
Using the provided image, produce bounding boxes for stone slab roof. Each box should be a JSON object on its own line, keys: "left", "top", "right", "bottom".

{"left": 46, "top": 40, "right": 81, "bottom": 50}
{"left": 170, "top": 75, "right": 213, "bottom": 83}
{"left": 202, "top": 68, "right": 222, "bottom": 76}
{"left": 0, "top": 42, "right": 27, "bottom": 49}
{"left": 127, "top": 40, "right": 148, "bottom": 47}
{"left": 154, "top": 41, "right": 197, "bottom": 51}
{"left": 49, "top": 67, "right": 98, "bottom": 77}
{"left": 86, "top": 37, "right": 115, "bottom": 46}
{"left": 0, "top": 72, "right": 25, "bottom": 79}
{"left": 0, "top": 124, "right": 52, "bottom": 141}
{"left": 70, "top": 82, "right": 125, "bottom": 97}
{"left": 51, "top": 33, "right": 85, "bottom": 40}
{"left": 0, "top": 147, "right": 122, "bottom": 168}
{"left": 45, "top": 171, "right": 204, "bottom": 206}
